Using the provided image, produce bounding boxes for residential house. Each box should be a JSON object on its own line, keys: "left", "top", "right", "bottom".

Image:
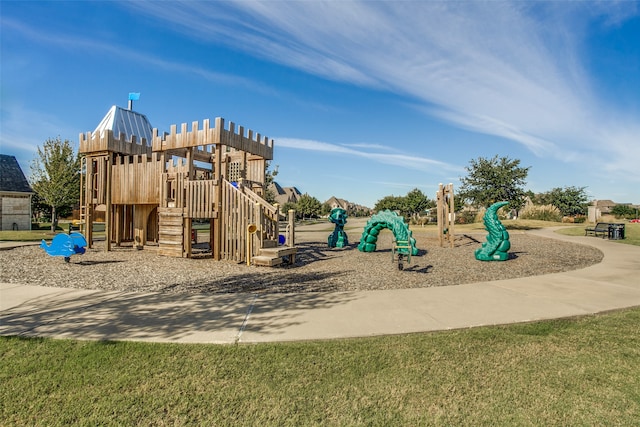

{"left": 269, "top": 182, "right": 301, "bottom": 206}
{"left": 0, "top": 154, "right": 33, "bottom": 230}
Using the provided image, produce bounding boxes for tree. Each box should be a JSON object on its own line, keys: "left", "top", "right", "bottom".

{"left": 30, "top": 137, "right": 81, "bottom": 231}
{"left": 263, "top": 162, "right": 279, "bottom": 204}
{"left": 321, "top": 202, "right": 332, "bottom": 217}
{"left": 535, "top": 186, "right": 589, "bottom": 217}
{"left": 610, "top": 204, "right": 637, "bottom": 219}
{"left": 404, "top": 188, "right": 433, "bottom": 219}
{"left": 458, "top": 155, "right": 530, "bottom": 212}
{"left": 280, "top": 201, "right": 297, "bottom": 217}
{"left": 31, "top": 192, "right": 51, "bottom": 222}
{"left": 296, "top": 193, "right": 322, "bottom": 219}
{"left": 374, "top": 195, "right": 406, "bottom": 213}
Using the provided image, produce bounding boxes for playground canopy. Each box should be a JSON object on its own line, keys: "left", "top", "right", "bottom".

{"left": 93, "top": 105, "right": 154, "bottom": 144}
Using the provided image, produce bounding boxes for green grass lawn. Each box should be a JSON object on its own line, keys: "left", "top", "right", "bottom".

{"left": 2, "top": 308, "right": 639, "bottom": 426}
{"left": 556, "top": 222, "right": 640, "bottom": 246}
{"left": 0, "top": 223, "right": 105, "bottom": 242}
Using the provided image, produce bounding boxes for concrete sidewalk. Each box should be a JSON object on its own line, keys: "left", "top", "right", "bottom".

{"left": 2, "top": 228, "right": 639, "bottom": 344}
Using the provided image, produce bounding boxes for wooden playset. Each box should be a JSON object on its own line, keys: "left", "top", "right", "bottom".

{"left": 78, "top": 115, "right": 296, "bottom": 266}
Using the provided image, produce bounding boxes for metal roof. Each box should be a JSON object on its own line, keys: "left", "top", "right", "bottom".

{"left": 0, "top": 154, "right": 33, "bottom": 193}
{"left": 93, "top": 105, "right": 154, "bottom": 145}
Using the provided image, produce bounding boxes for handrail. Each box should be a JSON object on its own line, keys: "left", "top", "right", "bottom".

{"left": 240, "top": 185, "right": 278, "bottom": 216}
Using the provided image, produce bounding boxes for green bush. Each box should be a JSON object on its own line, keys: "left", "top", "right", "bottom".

{"left": 519, "top": 204, "right": 562, "bottom": 222}
{"left": 456, "top": 210, "right": 477, "bottom": 224}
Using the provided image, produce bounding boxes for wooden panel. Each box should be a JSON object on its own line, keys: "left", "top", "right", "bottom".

{"left": 111, "top": 153, "right": 162, "bottom": 204}
{"left": 158, "top": 207, "right": 184, "bottom": 257}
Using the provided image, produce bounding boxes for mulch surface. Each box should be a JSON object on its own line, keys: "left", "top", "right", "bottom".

{"left": 1, "top": 229, "right": 603, "bottom": 294}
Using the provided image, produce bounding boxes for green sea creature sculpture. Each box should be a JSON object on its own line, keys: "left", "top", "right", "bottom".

{"left": 358, "top": 210, "right": 419, "bottom": 256}
{"left": 475, "top": 201, "right": 511, "bottom": 261}
{"left": 328, "top": 208, "right": 349, "bottom": 248}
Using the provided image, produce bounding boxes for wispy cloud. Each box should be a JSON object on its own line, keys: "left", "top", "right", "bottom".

{"left": 0, "top": 16, "right": 274, "bottom": 95}
{"left": 277, "top": 137, "right": 461, "bottom": 173}
{"left": 126, "top": 0, "right": 640, "bottom": 180}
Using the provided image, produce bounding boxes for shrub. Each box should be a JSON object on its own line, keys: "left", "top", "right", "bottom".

{"left": 519, "top": 204, "right": 562, "bottom": 222}
{"left": 474, "top": 206, "right": 509, "bottom": 223}
{"left": 455, "top": 210, "right": 476, "bottom": 224}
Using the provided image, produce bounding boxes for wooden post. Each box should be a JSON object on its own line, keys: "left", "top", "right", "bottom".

{"left": 436, "top": 183, "right": 455, "bottom": 248}
{"left": 255, "top": 202, "right": 262, "bottom": 250}
{"left": 212, "top": 143, "right": 222, "bottom": 260}
{"left": 447, "top": 183, "right": 455, "bottom": 248}
{"left": 105, "top": 154, "right": 112, "bottom": 251}
{"left": 184, "top": 217, "right": 192, "bottom": 258}
{"left": 288, "top": 209, "right": 296, "bottom": 247}
{"left": 114, "top": 205, "right": 123, "bottom": 246}
{"left": 85, "top": 158, "right": 94, "bottom": 248}
{"left": 184, "top": 147, "right": 194, "bottom": 258}
{"left": 79, "top": 156, "right": 85, "bottom": 235}
{"left": 437, "top": 183, "right": 444, "bottom": 247}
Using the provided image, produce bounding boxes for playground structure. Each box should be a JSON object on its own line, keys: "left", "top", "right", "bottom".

{"left": 358, "top": 210, "right": 419, "bottom": 270}
{"left": 40, "top": 232, "right": 87, "bottom": 263}
{"left": 475, "top": 201, "right": 511, "bottom": 261}
{"left": 327, "top": 208, "right": 348, "bottom": 248}
{"left": 436, "top": 183, "right": 455, "bottom": 248}
{"left": 78, "top": 110, "right": 295, "bottom": 265}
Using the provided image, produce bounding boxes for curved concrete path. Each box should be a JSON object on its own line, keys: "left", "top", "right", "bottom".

{"left": 1, "top": 228, "right": 639, "bottom": 344}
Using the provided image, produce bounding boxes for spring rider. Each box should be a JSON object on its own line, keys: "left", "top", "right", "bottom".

{"left": 41, "top": 230, "right": 87, "bottom": 263}
{"left": 328, "top": 207, "right": 349, "bottom": 248}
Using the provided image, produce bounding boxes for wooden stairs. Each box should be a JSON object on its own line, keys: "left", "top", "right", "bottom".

{"left": 252, "top": 240, "right": 297, "bottom": 267}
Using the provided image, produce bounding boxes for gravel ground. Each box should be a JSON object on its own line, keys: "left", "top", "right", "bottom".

{"left": 0, "top": 228, "right": 603, "bottom": 294}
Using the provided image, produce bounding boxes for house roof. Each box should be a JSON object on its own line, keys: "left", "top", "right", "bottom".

{"left": 0, "top": 155, "right": 33, "bottom": 193}
{"left": 268, "top": 182, "right": 301, "bottom": 205}
{"left": 94, "top": 105, "right": 154, "bottom": 144}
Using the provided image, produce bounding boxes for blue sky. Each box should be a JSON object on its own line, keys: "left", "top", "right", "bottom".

{"left": 2, "top": 1, "right": 639, "bottom": 208}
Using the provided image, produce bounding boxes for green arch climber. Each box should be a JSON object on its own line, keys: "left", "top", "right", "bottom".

{"left": 358, "top": 210, "right": 419, "bottom": 255}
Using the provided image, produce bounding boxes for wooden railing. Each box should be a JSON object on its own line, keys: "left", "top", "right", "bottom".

{"left": 186, "top": 180, "right": 216, "bottom": 218}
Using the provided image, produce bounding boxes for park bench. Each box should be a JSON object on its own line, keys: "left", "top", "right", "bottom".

{"left": 585, "top": 222, "right": 609, "bottom": 238}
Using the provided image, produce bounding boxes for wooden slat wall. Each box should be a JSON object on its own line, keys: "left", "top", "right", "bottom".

{"left": 221, "top": 180, "right": 240, "bottom": 261}
{"left": 246, "top": 157, "right": 265, "bottom": 185}
{"left": 161, "top": 173, "right": 185, "bottom": 209}
{"left": 158, "top": 207, "right": 184, "bottom": 257}
{"left": 92, "top": 156, "right": 108, "bottom": 205}
{"left": 111, "top": 154, "right": 162, "bottom": 205}
{"left": 186, "top": 180, "right": 216, "bottom": 218}
{"left": 80, "top": 130, "right": 152, "bottom": 156}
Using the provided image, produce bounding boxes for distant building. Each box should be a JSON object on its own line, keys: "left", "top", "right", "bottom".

{"left": 269, "top": 182, "right": 301, "bottom": 206}
{"left": 325, "top": 196, "right": 372, "bottom": 216}
{"left": 0, "top": 155, "right": 33, "bottom": 230}
{"left": 592, "top": 200, "right": 617, "bottom": 215}
{"left": 325, "top": 196, "right": 350, "bottom": 211}
{"left": 588, "top": 199, "right": 639, "bottom": 222}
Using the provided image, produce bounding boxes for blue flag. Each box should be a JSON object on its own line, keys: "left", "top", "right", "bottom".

{"left": 128, "top": 92, "right": 141, "bottom": 101}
